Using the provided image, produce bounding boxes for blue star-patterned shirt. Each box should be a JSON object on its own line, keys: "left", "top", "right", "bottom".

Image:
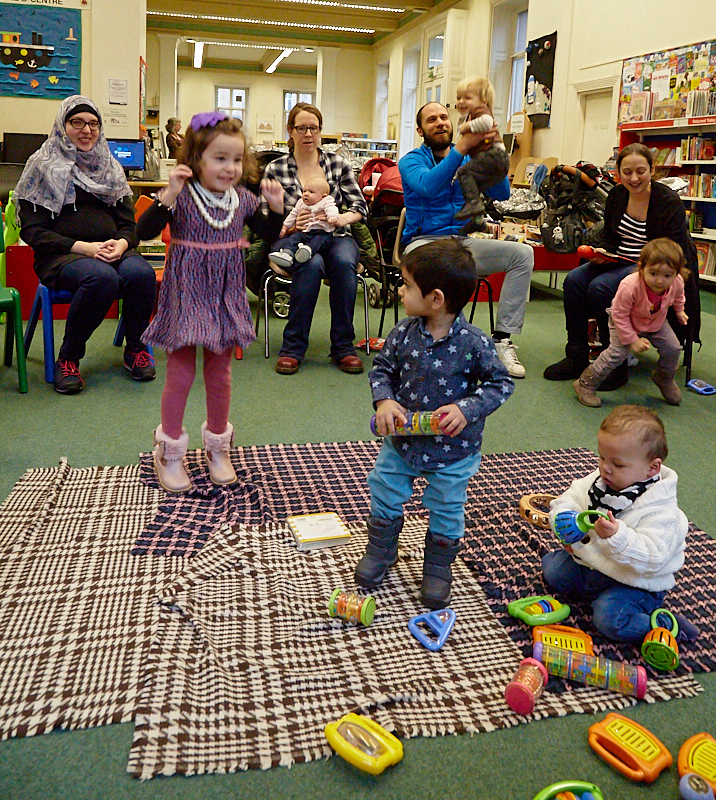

{"left": 369, "top": 313, "right": 514, "bottom": 470}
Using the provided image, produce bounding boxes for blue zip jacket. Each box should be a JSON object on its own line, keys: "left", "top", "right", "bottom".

{"left": 399, "top": 143, "right": 510, "bottom": 244}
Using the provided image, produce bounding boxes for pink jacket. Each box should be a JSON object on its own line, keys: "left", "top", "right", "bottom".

{"left": 610, "top": 271, "right": 685, "bottom": 346}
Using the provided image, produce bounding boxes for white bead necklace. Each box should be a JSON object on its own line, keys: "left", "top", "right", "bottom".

{"left": 187, "top": 180, "right": 240, "bottom": 230}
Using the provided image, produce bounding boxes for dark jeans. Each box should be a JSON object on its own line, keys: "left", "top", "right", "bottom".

{"left": 278, "top": 229, "right": 335, "bottom": 260}
{"left": 542, "top": 549, "right": 666, "bottom": 643}
{"left": 563, "top": 260, "right": 634, "bottom": 352}
{"left": 456, "top": 146, "right": 511, "bottom": 201}
{"left": 54, "top": 254, "right": 156, "bottom": 362}
{"left": 278, "top": 233, "right": 360, "bottom": 361}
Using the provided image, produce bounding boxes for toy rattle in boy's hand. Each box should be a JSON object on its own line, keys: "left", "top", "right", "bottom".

{"left": 553, "top": 509, "right": 609, "bottom": 544}
{"left": 370, "top": 411, "right": 445, "bottom": 437}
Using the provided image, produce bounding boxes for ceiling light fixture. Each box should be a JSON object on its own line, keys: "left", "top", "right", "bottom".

{"left": 187, "top": 39, "right": 286, "bottom": 51}
{"left": 266, "top": 47, "right": 295, "bottom": 74}
{"left": 279, "top": 0, "right": 404, "bottom": 12}
{"left": 193, "top": 41, "right": 204, "bottom": 69}
{"left": 148, "top": 10, "right": 374, "bottom": 35}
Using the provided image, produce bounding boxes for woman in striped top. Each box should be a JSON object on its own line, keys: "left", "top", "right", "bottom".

{"left": 544, "top": 143, "right": 699, "bottom": 386}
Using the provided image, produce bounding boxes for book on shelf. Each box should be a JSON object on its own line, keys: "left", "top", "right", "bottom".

{"left": 695, "top": 242, "right": 716, "bottom": 276}
{"left": 287, "top": 512, "right": 351, "bottom": 551}
{"left": 627, "top": 91, "right": 652, "bottom": 122}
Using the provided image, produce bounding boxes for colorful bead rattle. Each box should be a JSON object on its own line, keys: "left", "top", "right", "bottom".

{"left": 641, "top": 607, "right": 680, "bottom": 671}
{"left": 508, "top": 595, "right": 570, "bottom": 626}
{"left": 533, "top": 642, "right": 647, "bottom": 699}
{"left": 327, "top": 589, "right": 376, "bottom": 626}
{"left": 370, "top": 411, "right": 444, "bottom": 437}
{"left": 553, "top": 509, "right": 609, "bottom": 544}
{"left": 504, "top": 657, "right": 549, "bottom": 715}
{"left": 531, "top": 781, "right": 605, "bottom": 800}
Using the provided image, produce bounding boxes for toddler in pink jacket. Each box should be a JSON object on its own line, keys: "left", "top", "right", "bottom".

{"left": 574, "top": 238, "right": 689, "bottom": 408}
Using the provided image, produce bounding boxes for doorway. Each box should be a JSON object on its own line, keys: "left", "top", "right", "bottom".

{"left": 399, "top": 45, "right": 421, "bottom": 160}
{"left": 580, "top": 90, "right": 614, "bottom": 166}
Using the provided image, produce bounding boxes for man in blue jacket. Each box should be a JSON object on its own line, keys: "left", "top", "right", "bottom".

{"left": 399, "top": 102, "right": 534, "bottom": 378}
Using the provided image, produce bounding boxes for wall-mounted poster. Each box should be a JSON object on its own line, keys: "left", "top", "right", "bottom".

{"left": 0, "top": 2, "right": 81, "bottom": 99}
{"left": 524, "top": 31, "right": 556, "bottom": 130}
{"left": 620, "top": 38, "right": 716, "bottom": 124}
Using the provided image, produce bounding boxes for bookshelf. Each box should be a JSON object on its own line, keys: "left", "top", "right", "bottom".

{"left": 341, "top": 137, "right": 398, "bottom": 160}
{"left": 620, "top": 118, "right": 716, "bottom": 282}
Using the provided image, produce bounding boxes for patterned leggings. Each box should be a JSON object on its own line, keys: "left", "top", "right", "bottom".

{"left": 161, "top": 346, "right": 233, "bottom": 440}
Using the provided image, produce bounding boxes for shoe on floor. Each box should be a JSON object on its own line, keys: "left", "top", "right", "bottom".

{"left": 656, "top": 610, "right": 700, "bottom": 642}
{"left": 494, "top": 339, "right": 525, "bottom": 378}
{"left": 333, "top": 354, "right": 364, "bottom": 373}
{"left": 295, "top": 243, "right": 313, "bottom": 263}
{"left": 123, "top": 348, "right": 156, "bottom": 381}
{"left": 54, "top": 358, "right": 85, "bottom": 395}
{"left": 269, "top": 249, "right": 294, "bottom": 269}
{"left": 600, "top": 361, "right": 629, "bottom": 391}
{"left": 275, "top": 356, "right": 300, "bottom": 374}
{"left": 544, "top": 356, "right": 588, "bottom": 381}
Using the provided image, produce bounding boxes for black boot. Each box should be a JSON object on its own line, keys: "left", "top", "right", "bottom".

{"left": 354, "top": 515, "right": 403, "bottom": 589}
{"left": 600, "top": 360, "right": 629, "bottom": 391}
{"left": 421, "top": 532, "right": 460, "bottom": 609}
{"left": 543, "top": 344, "right": 590, "bottom": 381}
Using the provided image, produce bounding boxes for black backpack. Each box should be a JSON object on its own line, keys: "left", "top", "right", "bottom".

{"left": 540, "top": 162, "right": 615, "bottom": 253}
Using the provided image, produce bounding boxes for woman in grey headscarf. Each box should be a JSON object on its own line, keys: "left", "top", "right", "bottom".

{"left": 15, "top": 95, "right": 157, "bottom": 394}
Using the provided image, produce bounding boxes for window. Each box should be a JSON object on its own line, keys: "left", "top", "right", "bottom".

{"left": 216, "top": 86, "right": 247, "bottom": 122}
{"left": 508, "top": 10, "right": 528, "bottom": 119}
{"left": 427, "top": 35, "right": 444, "bottom": 72}
{"left": 283, "top": 90, "right": 315, "bottom": 136}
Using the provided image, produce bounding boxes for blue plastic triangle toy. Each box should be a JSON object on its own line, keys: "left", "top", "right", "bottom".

{"left": 408, "top": 609, "right": 456, "bottom": 651}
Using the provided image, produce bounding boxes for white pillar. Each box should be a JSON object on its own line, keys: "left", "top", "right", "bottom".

{"left": 157, "top": 33, "right": 180, "bottom": 138}
{"left": 90, "top": 0, "right": 147, "bottom": 140}
{"left": 316, "top": 47, "right": 340, "bottom": 135}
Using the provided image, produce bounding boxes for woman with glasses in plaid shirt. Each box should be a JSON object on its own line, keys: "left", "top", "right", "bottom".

{"left": 262, "top": 103, "right": 369, "bottom": 375}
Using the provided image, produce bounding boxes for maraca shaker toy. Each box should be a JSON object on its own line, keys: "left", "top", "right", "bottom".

{"left": 553, "top": 509, "right": 609, "bottom": 544}
{"left": 370, "top": 411, "right": 444, "bottom": 437}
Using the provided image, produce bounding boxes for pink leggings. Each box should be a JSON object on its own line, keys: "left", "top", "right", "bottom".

{"left": 161, "top": 346, "right": 233, "bottom": 439}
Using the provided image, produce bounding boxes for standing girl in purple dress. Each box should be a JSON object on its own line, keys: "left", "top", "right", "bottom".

{"left": 137, "top": 113, "right": 284, "bottom": 493}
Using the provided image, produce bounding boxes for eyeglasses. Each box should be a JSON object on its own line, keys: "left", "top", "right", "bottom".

{"left": 292, "top": 125, "right": 321, "bottom": 135}
{"left": 68, "top": 118, "right": 101, "bottom": 131}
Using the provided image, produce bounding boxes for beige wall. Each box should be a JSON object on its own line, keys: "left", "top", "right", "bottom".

{"left": 527, "top": 0, "right": 716, "bottom": 163}
{"left": 0, "top": 0, "right": 146, "bottom": 143}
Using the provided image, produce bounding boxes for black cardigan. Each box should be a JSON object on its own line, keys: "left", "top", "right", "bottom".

{"left": 597, "top": 181, "right": 701, "bottom": 343}
{"left": 19, "top": 188, "right": 139, "bottom": 286}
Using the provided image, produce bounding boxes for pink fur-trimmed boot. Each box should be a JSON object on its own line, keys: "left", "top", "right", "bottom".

{"left": 201, "top": 422, "right": 237, "bottom": 486}
{"left": 153, "top": 425, "right": 192, "bottom": 493}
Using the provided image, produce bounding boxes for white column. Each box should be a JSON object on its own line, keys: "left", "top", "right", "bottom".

{"left": 90, "top": 0, "right": 147, "bottom": 139}
{"left": 316, "top": 47, "right": 340, "bottom": 135}
{"left": 157, "top": 33, "right": 180, "bottom": 137}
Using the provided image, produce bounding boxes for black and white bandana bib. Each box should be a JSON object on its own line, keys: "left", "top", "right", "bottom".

{"left": 588, "top": 475, "right": 660, "bottom": 515}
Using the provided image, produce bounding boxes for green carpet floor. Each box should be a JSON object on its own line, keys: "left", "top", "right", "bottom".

{"left": 1, "top": 277, "right": 715, "bottom": 799}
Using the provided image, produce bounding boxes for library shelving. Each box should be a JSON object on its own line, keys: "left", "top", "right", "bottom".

{"left": 620, "top": 117, "right": 716, "bottom": 282}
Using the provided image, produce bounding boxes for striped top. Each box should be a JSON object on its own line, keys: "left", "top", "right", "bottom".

{"left": 615, "top": 213, "right": 647, "bottom": 262}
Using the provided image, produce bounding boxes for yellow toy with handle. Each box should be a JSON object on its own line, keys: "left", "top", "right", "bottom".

{"left": 324, "top": 713, "right": 403, "bottom": 775}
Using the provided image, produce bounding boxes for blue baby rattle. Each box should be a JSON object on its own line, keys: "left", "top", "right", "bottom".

{"left": 553, "top": 509, "right": 609, "bottom": 544}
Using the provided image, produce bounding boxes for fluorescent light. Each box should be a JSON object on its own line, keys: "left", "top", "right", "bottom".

{"left": 193, "top": 41, "right": 204, "bottom": 68}
{"left": 148, "top": 10, "right": 375, "bottom": 34}
{"left": 266, "top": 48, "right": 294, "bottom": 74}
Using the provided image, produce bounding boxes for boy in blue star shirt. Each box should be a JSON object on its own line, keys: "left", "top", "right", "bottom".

{"left": 355, "top": 238, "right": 514, "bottom": 608}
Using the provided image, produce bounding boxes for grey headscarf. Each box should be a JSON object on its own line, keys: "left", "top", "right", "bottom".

{"left": 14, "top": 95, "right": 131, "bottom": 218}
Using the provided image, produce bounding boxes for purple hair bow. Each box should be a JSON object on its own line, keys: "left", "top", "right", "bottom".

{"left": 189, "top": 111, "right": 227, "bottom": 131}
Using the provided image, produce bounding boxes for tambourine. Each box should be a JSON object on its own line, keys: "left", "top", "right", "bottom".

{"left": 518, "top": 494, "right": 557, "bottom": 530}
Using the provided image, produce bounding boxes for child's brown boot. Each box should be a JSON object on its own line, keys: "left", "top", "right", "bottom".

{"left": 201, "top": 422, "right": 238, "bottom": 485}
{"left": 153, "top": 425, "right": 192, "bottom": 493}
{"left": 573, "top": 367, "right": 603, "bottom": 408}
{"left": 651, "top": 369, "right": 682, "bottom": 405}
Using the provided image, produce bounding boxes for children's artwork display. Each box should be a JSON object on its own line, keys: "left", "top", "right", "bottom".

{"left": 524, "top": 31, "right": 556, "bottom": 130}
{"left": 620, "top": 39, "right": 716, "bottom": 124}
{"left": 0, "top": 2, "right": 81, "bottom": 99}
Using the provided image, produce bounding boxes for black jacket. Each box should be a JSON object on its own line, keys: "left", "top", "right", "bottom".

{"left": 598, "top": 180, "right": 701, "bottom": 343}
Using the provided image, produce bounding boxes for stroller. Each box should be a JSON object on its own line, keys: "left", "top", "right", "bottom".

{"left": 358, "top": 158, "right": 404, "bottom": 309}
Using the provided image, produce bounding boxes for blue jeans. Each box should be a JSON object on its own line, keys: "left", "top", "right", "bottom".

{"left": 542, "top": 549, "right": 666, "bottom": 643}
{"left": 54, "top": 255, "right": 156, "bottom": 362}
{"left": 276, "top": 229, "right": 335, "bottom": 260}
{"left": 278, "top": 233, "right": 360, "bottom": 361}
{"left": 563, "top": 261, "right": 634, "bottom": 352}
{"left": 368, "top": 438, "right": 481, "bottom": 540}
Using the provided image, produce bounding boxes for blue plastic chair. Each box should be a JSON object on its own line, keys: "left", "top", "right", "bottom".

{"left": 23, "top": 284, "right": 148, "bottom": 384}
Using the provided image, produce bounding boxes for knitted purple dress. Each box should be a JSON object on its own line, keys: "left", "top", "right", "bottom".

{"left": 143, "top": 185, "right": 258, "bottom": 354}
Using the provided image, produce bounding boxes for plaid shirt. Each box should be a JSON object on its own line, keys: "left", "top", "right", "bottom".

{"left": 261, "top": 149, "right": 368, "bottom": 221}
{"left": 370, "top": 314, "right": 514, "bottom": 470}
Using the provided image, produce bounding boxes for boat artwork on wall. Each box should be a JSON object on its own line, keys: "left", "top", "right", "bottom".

{"left": 0, "top": 3, "right": 80, "bottom": 99}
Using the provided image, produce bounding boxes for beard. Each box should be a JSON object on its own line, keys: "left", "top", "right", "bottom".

{"left": 421, "top": 128, "right": 453, "bottom": 151}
